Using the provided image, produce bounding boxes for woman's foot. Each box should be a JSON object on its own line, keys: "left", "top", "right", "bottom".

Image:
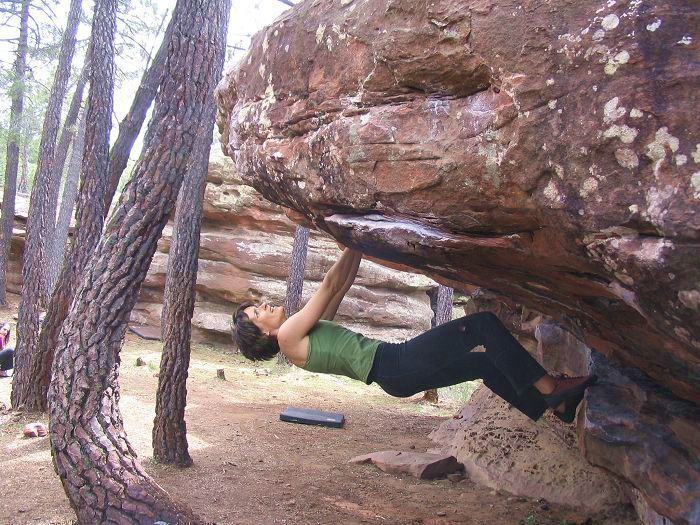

{"left": 552, "top": 389, "right": 586, "bottom": 423}
{"left": 542, "top": 374, "right": 598, "bottom": 411}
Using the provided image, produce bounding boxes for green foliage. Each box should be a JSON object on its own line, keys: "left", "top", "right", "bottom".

{"left": 521, "top": 513, "right": 540, "bottom": 525}
{"left": 439, "top": 379, "right": 481, "bottom": 405}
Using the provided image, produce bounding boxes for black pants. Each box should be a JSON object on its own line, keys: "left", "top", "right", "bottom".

{"left": 367, "top": 312, "right": 549, "bottom": 421}
{"left": 0, "top": 348, "right": 13, "bottom": 371}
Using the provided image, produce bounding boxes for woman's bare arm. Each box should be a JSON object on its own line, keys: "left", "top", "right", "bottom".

{"left": 277, "top": 248, "right": 361, "bottom": 348}
{"left": 321, "top": 250, "right": 362, "bottom": 320}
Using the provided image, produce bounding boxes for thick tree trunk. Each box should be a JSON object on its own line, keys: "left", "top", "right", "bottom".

{"left": 19, "top": 0, "right": 114, "bottom": 413}
{"left": 11, "top": 0, "right": 82, "bottom": 410}
{"left": 46, "top": 66, "right": 89, "bottom": 295}
{"left": 424, "top": 285, "right": 454, "bottom": 403}
{"left": 48, "top": 0, "right": 229, "bottom": 521}
{"left": 0, "top": 0, "right": 30, "bottom": 306}
{"left": 20, "top": 6, "right": 175, "bottom": 412}
{"left": 104, "top": 13, "right": 173, "bottom": 211}
{"left": 153, "top": 131, "right": 218, "bottom": 467}
{"left": 278, "top": 226, "right": 309, "bottom": 364}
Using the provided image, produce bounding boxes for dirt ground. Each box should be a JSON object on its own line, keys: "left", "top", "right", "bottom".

{"left": 0, "top": 299, "right": 637, "bottom": 525}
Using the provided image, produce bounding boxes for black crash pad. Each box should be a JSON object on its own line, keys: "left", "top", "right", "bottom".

{"left": 279, "top": 406, "right": 345, "bottom": 428}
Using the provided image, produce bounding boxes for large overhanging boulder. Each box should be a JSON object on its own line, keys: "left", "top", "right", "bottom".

{"left": 216, "top": 1, "right": 699, "bottom": 522}
{"left": 215, "top": 0, "right": 699, "bottom": 403}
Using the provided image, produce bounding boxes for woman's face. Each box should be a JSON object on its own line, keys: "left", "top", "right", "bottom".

{"left": 0, "top": 325, "right": 9, "bottom": 337}
{"left": 243, "top": 303, "right": 285, "bottom": 335}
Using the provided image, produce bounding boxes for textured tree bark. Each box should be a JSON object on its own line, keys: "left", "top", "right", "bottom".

{"left": 153, "top": 119, "right": 219, "bottom": 467}
{"left": 48, "top": 0, "right": 229, "bottom": 521}
{"left": 103, "top": 12, "right": 173, "bottom": 211}
{"left": 18, "top": 139, "right": 29, "bottom": 194}
{"left": 0, "top": 0, "right": 30, "bottom": 306}
{"left": 278, "top": 226, "right": 310, "bottom": 364}
{"left": 49, "top": 109, "right": 87, "bottom": 294}
{"left": 17, "top": 0, "right": 113, "bottom": 413}
{"left": 423, "top": 285, "right": 454, "bottom": 403}
{"left": 11, "top": 0, "right": 82, "bottom": 409}
{"left": 45, "top": 65, "right": 89, "bottom": 295}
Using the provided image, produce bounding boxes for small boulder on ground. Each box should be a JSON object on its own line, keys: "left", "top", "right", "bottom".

{"left": 349, "top": 450, "right": 462, "bottom": 480}
{"left": 23, "top": 423, "right": 48, "bottom": 438}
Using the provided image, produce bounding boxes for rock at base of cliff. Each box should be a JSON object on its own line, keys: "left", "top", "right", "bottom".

{"left": 349, "top": 450, "right": 462, "bottom": 480}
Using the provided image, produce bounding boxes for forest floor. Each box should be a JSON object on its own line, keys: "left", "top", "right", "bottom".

{"left": 0, "top": 297, "right": 638, "bottom": 525}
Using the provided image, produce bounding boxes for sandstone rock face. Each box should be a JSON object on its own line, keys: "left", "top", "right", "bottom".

{"left": 133, "top": 149, "right": 436, "bottom": 343}
{"left": 460, "top": 289, "right": 699, "bottom": 525}
{"left": 216, "top": 3, "right": 698, "bottom": 522}
{"left": 429, "top": 384, "right": 626, "bottom": 513}
{"left": 5, "top": 153, "right": 435, "bottom": 344}
{"left": 215, "top": 0, "right": 699, "bottom": 404}
{"left": 582, "top": 353, "right": 700, "bottom": 525}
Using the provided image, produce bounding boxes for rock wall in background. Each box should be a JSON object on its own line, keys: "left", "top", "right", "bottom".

{"left": 134, "top": 149, "right": 435, "bottom": 343}
{"left": 4, "top": 150, "right": 436, "bottom": 345}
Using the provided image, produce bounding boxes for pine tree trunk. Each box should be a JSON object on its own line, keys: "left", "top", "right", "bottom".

{"left": 153, "top": 128, "right": 218, "bottom": 467}
{"left": 435, "top": 285, "right": 454, "bottom": 326}
{"left": 49, "top": 0, "right": 229, "bottom": 521}
{"left": 48, "top": 109, "right": 87, "bottom": 294}
{"left": 0, "top": 0, "right": 30, "bottom": 306}
{"left": 17, "top": 0, "right": 114, "bottom": 413}
{"left": 104, "top": 14, "right": 173, "bottom": 211}
{"left": 424, "top": 285, "right": 454, "bottom": 403}
{"left": 52, "top": 64, "right": 88, "bottom": 198}
{"left": 278, "top": 226, "right": 309, "bottom": 364}
{"left": 11, "top": 0, "right": 82, "bottom": 410}
{"left": 18, "top": 139, "right": 29, "bottom": 194}
{"left": 45, "top": 67, "right": 88, "bottom": 295}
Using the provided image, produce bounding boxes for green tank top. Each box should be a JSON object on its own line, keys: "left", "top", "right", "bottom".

{"left": 302, "top": 320, "right": 382, "bottom": 383}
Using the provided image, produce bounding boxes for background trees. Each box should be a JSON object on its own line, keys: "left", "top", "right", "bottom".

{"left": 0, "top": 0, "right": 30, "bottom": 306}
{"left": 48, "top": 0, "right": 230, "bottom": 520}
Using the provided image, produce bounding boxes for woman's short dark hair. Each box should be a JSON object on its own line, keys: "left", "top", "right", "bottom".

{"left": 232, "top": 302, "right": 280, "bottom": 361}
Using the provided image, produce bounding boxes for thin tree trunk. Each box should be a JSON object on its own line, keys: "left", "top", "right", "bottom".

{"left": 19, "top": 139, "right": 29, "bottom": 194}
{"left": 0, "top": 0, "right": 30, "bottom": 305}
{"left": 153, "top": 132, "right": 217, "bottom": 467}
{"left": 11, "top": 0, "right": 82, "bottom": 409}
{"left": 49, "top": 0, "right": 229, "bottom": 521}
{"left": 435, "top": 285, "right": 454, "bottom": 326}
{"left": 52, "top": 64, "right": 88, "bottom": 200}
{"left": 423, "top": 285, "right": 454, "bottom": 403}
{"left": 46, "top": 67, "right": 88, "bottom": 295}
{"left": 104, "top": 12, "right": 173, "bottom": 211}
{"left": 278, "top": 225, "right": 309, "bottom": 364}
{"left": 48, "top": 108, "right": 87, "bottom": 293}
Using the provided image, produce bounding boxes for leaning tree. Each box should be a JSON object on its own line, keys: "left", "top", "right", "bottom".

{"left": 48, "top": 0, "right": 230, "bottom": 521}
{"left": 153, "top": 109, "right": 226, "bottom": 465}
{"left": 0, "top": 0, "right": 30, "bottom": 306}
{"left": 14, "top": 0, "right": 114, "bottom": 412}
{"left": 23, "top": 5, "right": 177, "bottom": 413}
{"left": 11, "top": 0, "right": 82, "bottom": 409}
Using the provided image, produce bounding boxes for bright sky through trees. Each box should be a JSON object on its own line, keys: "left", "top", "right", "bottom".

{"left": 0, "top": 0, "right": 291, "bottom": 169}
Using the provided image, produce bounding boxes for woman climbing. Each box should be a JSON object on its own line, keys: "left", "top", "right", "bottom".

{"left": 232, "top": 243, "right": 596, "bottom": 423}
